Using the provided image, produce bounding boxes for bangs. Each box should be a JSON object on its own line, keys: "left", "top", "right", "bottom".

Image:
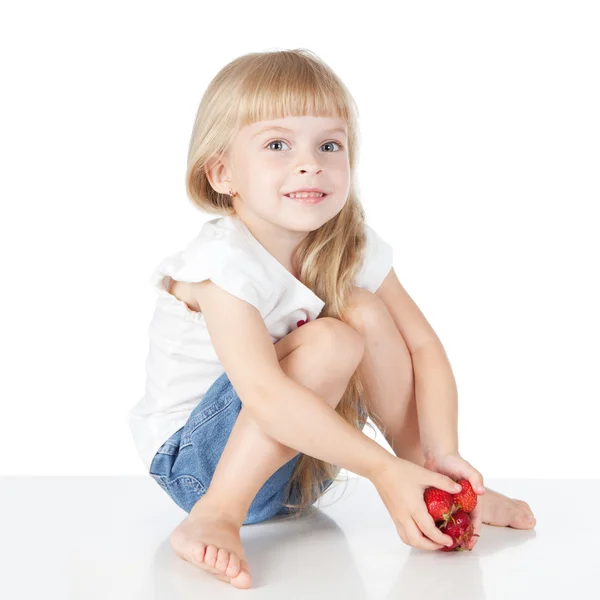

{"left": 234, "top": 55, "right": 352, "bottom": 128}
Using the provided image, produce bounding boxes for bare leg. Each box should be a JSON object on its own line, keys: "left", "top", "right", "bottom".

{"left": 346, "top": 289, "right": 425, "bottom": 466}
{"left": 169, "top": 318, "right": 363, "bottom": 589}
{"left": 344, "top": 287, "right": 537, "bottom": 545}
{"left": 194, "top": 325, "right": 360, "bottom": 524}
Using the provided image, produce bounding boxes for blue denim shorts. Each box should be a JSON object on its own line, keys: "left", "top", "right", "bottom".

{"left": 149, "top": 370, "right": 367, "bottom": 525}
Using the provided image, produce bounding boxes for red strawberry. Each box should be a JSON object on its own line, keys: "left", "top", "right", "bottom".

{"left": 439, "top": 509, "right": 479, "bottom": 551}
{"left": 440, "top": 537, "right": 460, "bottom": 552}
{"left": 453, "top": 479, "right": 478, "bottom": 513}
{"left": 424, "top": 487, "right": 454, "bottom": 522}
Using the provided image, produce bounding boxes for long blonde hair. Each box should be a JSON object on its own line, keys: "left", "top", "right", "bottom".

{"left": 185, "top": 48, "right": 388, "bottom": 518}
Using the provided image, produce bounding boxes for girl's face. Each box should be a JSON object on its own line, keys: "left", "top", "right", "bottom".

{"left": 227, "top": 115, "right": 351, "bottom": 234}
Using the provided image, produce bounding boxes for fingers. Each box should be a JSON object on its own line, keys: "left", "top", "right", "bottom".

{"left": 398, "top": 517, "right": 453, "bottom": 551}
{"left": 414, "top": 513, "right": 454, "bottom": 549}
{"left": 470, "top": 469, "right": 485, "bottom": 494}
{"left": 437, "top": 473, "right": 462, "bottom": 495}
{"left": 398, "top": 521, "right": 440, "bottom": 551}
{"left": 467, "top": 502, "right": 483, "bottom": 550}
{"left": 475, "top": 476, "right": 486, "bottom": 494}
{"left": 436, "top": 453, "right": 485, "bottom": 495}
{"left": 462, "top": 460, "right": 485, "bottom": 494}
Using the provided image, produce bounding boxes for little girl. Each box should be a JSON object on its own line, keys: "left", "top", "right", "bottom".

{"left": 126, "top": 48, "right": 536, "bottom": 589}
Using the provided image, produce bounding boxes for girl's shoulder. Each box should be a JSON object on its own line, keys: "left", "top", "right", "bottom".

{"left": 355, "top": 223, "right": 394, "bottom": 294}
{"left": 153, "top": 216, "right": 275, "bottom": 316}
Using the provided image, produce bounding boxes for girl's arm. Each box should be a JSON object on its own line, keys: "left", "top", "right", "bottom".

{"left": 411, "top": 340, "right": 459, "bottom": 458}
{"left": 374, "top": 268, "right": 459, "bottom": 457}
{"left": 194, "top": 279, "right": 396, "bottom": 482}
{"left": 257, "top": 372, "right": 395, "bottom": 480}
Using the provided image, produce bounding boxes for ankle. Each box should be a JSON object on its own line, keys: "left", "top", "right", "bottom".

{"left": 190, "top": 492, "right": 248, "bottom": 526}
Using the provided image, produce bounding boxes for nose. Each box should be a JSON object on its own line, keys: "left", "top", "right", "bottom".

{"left": 294, "top": 145, "right": 324, "bottom": 174}
{"left": 298, "top": 166, "right": 323, "bottom": 174}
{"left": 296, "top": 157, "right": 323, "bottom": 174}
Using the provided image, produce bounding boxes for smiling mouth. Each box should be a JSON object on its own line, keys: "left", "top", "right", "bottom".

{"left": 284, "top": 192, "right": 328, "bottom": 204}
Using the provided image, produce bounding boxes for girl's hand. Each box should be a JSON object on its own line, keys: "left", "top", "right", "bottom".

{"left": 423, "top": 451, "right": 485, "bottom": 550}
{"left": 372, "top": 457, "right": 466, "bottom": 551}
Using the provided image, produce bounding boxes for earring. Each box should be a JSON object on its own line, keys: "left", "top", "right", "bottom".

{"left": 228, "top": 187, "right": 233, "bottom": 197}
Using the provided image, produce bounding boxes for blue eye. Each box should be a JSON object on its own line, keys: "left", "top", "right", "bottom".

{"left": 266, "top": 140, "right": 344, "bottom": 152}
{"left": 321, "top": 141, "right": 343, "bottom": 152}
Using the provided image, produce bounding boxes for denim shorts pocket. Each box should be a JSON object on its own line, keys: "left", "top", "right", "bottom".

{"left": 150, "top": 473, "right": 168, "bottom": 492}
{"left": 163, "top": 474, "right": 207, "bottom": 513}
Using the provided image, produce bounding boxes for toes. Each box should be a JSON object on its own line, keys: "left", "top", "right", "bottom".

{"left": 513, "top": 511, "right": 536, "bottom": 528}
{"left": 230, "top": 561, "right": 253, "bottom": 589}
{"left": 203, "top": 544, "right": 219, "bottom": 568}
{"left": 515, "top": 499, "right": 533, "bottom": 512}
{"left": 225, "top": 553, "right": 241, "bottom": 577}
{"left": 189, "top": 543, "right": 207, "bottom": 567}
{"left": 524, "top": 514, "right": 536, "bottom": 526}
{"left": 517, "top": 504, "right": 535, "bottom": 520}
{"left": 215, "top": 548, "right": 232, "bottom": 573}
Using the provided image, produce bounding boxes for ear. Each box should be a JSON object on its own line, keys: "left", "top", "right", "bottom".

{"left": 205, "top": 154, "right": 233, "bottom": 196}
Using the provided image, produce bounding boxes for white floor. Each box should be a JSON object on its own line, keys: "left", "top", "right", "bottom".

{"left": 0, "top": 476, "right": 592, "bottom": 599}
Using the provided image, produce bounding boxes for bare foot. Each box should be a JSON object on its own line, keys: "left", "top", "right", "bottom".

{"left": 169, "top": 496, "right": 252, "bottom": 589}
{"left": 480, "top": 487, "right": 537, "bottom": 529}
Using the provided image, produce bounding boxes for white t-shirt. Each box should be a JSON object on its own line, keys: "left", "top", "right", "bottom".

{"left": 126, "top": 214, "right": 394, "bottom": 471}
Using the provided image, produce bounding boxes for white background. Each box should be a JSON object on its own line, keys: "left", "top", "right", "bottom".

{"left": 1, "top": 1, "right": 598, "bottom": 477}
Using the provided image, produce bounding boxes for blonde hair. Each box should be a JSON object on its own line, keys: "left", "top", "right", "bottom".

{"left": 185, "top": 48, "right": 388, "bottom": 518}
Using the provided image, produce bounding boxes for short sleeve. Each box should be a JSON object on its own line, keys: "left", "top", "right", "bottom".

{"left": 354, "top": 224, "right": 394, "bottom": 293}
{"left": 151, "top": 232, "right": 274, "bottom": 317}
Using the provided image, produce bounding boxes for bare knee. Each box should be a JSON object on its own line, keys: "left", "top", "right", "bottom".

{"left": 312, "top": 317, "right": 365, "bottom": 373}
